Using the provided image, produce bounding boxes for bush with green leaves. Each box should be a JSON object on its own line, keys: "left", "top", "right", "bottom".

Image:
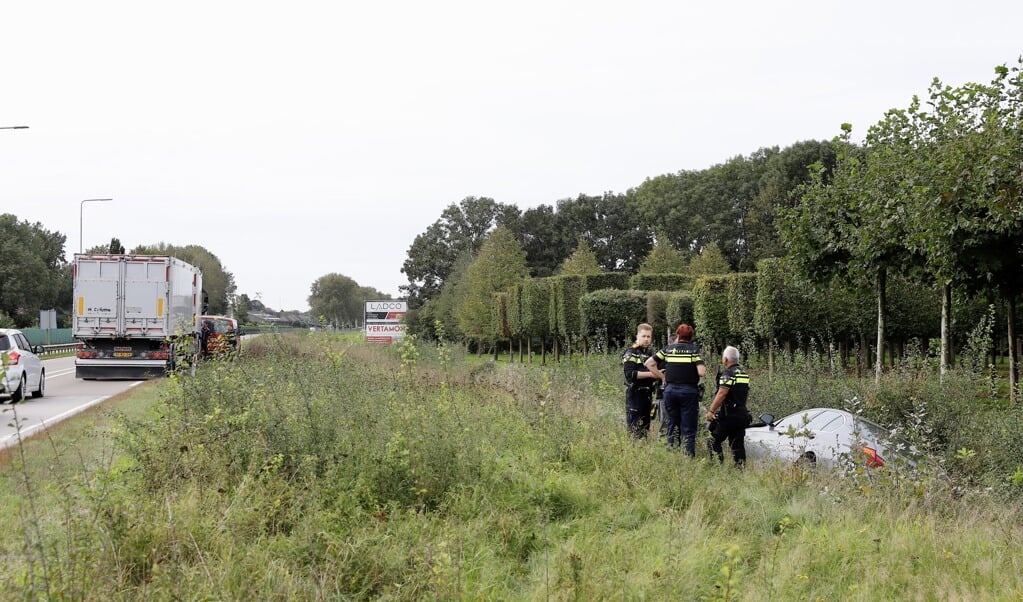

{"left": 582, "top": 272, "right": 629, "bottom": 291}
{"left": 665, "top": 291, "right": 695, "bottom": 330}
{"left": 693, "top": 274, "right": 731, "bottom": 351}
{"left": 550, "top": 275, "right": 585, "bottom": 339}
{"left": 628, "top": 273, "right": 692, "bottom": 292}
{"left": 579, "top": 289, "right": 648, "bottom": 348}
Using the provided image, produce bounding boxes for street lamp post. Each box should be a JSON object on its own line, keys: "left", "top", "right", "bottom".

{"left": 80, "top": 198, "right": 113, "bottom": 253}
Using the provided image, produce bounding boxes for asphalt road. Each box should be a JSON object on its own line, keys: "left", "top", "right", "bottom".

{"left": 1, "top": 355, "right": 145, "bottom": 449}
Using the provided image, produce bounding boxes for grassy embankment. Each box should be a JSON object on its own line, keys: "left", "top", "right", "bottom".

{"left": 1, "top": 332, "right": 1021, "bottom": 600}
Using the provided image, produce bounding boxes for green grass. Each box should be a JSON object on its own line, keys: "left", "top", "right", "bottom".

{"left": 1, "top": 333, "right": 1022, "bottom": 600}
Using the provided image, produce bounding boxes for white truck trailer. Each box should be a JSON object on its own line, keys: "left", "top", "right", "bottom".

{"left": 73, "top": 254, "right": 203, "bottom": 379}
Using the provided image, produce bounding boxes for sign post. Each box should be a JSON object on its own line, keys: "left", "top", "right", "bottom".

{"left": 365, "top": 300, "right": 407, "bottom": 344}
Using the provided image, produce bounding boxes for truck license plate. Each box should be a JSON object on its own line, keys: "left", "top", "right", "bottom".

{"left": 114, "top": 352, "right": 132, "bottom": 358}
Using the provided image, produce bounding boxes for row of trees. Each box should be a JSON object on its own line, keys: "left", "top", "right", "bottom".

{"left": 785, "top": 62, "right": 1023, "bottom": 388}
{"left": 400, "top": 139, "right": 835, "bottom": 307}
{"left": 402, "top": 59, "right": 1023, "bottom": 396}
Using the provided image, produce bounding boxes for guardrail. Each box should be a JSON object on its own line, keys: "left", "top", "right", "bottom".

{"left": 39, "top": 343, "right": 79, "bottom": 356}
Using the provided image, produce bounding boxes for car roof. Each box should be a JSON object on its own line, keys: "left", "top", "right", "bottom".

{"left": 781, "top": 407, "right": 889, "bottom": 430}
{"left": 0, "top": 328, "right": 23, "bottom": 335}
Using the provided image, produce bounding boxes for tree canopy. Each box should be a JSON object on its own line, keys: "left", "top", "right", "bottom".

{"left": 558, "top": 237, "right": 602, "bottom": 276}
{"left": 456, "top": 226, "right": 529, "bottom": 340}
{"left": 638, "top": 232, "right": 686, "bottom": 274}
{"left": 307, "top": 273, "right": 388, "bottom": 328}
{"left": 0, "top": 214, "right": 68, "bottom": 327}
{"left": 131, "top": 243, "right": 237, "bottom": 315}
{"left": 400, "top": 197, "right": 520, "bottom": 306}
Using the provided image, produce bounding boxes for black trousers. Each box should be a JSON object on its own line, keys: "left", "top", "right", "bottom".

{"left": 626, "top": 388, "right": 653, "bottom": 438}
{"left": 663, "top": 384, "right": 700, "bottom": 454}
{"left": 709, "top": 412, "right": 751, "bottom": 465}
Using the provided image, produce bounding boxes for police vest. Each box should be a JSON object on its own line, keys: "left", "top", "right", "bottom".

{"left": 622, "top": 344, "right": 654, "bottom": 390}
{"left": 718, "top": 364, "right": 750, "bottom": 414}
{"left": 654, "top": 342, "right": 704, "bottom": 385}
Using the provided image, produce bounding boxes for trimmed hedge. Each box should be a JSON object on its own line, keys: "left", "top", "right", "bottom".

{"left": 520, "top": 277, "right": 553, "bottom": 338}
{"left": 551, "top": 275, "right": 586, "bottom": 337}
{"left": 492, "top": 292, "right": 509, "bottom": 338}
{"left": 646, "top": 291, "right": 670, "bottom": 344}
{"left": 580, "top": 289, "right": 648, "bottom": 344}
{"left": 726, "top": 273, "right": 758, "bottom": 340}
{"left": 693, "top": 275, "right": 731, "bottom": 349}
{"left": 666, "top": 292, "right": 695, "bottom": 331}
{"left": 506, "top": 284, "right": 523, "bottom": 337}
{"left": 583, "top": 273, "right": 630, "bottom": 292}
{"left": 629, "top": 273, "right": 693, "bottom": 292}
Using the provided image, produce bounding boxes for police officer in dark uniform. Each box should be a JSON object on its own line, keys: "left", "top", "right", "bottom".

{"left": 705, "top": 345, "right": 752, "bottom": 466}
{"left": 646, "top": 323, "right": 706, "bottom": 454}
{"left": 622, "top": 322, "right": 658, "bottom": 438}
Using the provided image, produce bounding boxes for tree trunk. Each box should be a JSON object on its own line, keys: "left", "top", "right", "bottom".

{"left": 1008, "top": 296, "right": 1018, "bottom": 404}
{"left": 875, "top": 268, "right": 887, "bottom": 384}
{"left": 527, "top": 336, "right": 533, "bottom": 364}
{"left": 940, "top": 282, "right": 952, "bottom": 382}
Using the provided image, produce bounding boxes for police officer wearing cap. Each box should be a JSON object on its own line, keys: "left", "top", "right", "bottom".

{"left": 646, "top": 323, "right": 706, "bottom": 454}
{"left": 706, "top": 345, "right": 752, "bottom": 466}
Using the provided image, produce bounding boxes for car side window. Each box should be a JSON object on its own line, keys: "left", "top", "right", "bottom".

{"left": 14, "top": 333, "right": 31, "bottom": 350}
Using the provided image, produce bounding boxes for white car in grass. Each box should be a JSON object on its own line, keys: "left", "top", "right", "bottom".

{"left": 1, "top": 328, "right": 46, "bottom": 402}
{"left": 745, "top": 407, "right": 912, "bottom": 470}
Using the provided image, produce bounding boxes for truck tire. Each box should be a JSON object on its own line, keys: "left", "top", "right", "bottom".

{"left": 31, "top": 371, "right": 45, "bottom": 398}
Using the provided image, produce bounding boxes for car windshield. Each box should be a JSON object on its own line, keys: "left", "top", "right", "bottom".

{"left": 0, "top": 336, "right": 9, "bottom": 351}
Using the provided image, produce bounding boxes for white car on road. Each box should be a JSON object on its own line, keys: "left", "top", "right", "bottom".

{"left": 1, "top": 328, "right": 46, "bottom": 402}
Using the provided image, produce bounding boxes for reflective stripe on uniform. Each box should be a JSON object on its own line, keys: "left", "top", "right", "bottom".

{"left": 722, "top": 373, "right": 750, "bottom": 386}
{"left": 664, "top": 355, "right": 701, "bottom": 363}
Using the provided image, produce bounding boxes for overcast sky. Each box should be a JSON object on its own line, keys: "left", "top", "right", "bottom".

{"left": 3, "top": 1, "right": 1021, "bottom": 311}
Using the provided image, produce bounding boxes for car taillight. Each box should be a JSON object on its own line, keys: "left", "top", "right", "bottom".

{"left": 862, "top": 446, "right": 885, "bottom": 468}
{"left": 6, "top": 351, "right": 20, "bottom": 365}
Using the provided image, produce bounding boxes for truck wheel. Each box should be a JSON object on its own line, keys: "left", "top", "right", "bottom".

{"left": 31, "top": 371, "right": 45, "bottom": 398}
{"left": 11, "top": 377, "right": 26, "bottom": 403}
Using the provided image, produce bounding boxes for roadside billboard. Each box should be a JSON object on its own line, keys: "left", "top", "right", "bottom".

{"left": 365, "top": 300, "right": 407, "bottom": 344}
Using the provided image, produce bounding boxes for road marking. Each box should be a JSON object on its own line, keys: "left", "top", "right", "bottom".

{"left": 0, "top": 382, "right": 144, "bottom": 449}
